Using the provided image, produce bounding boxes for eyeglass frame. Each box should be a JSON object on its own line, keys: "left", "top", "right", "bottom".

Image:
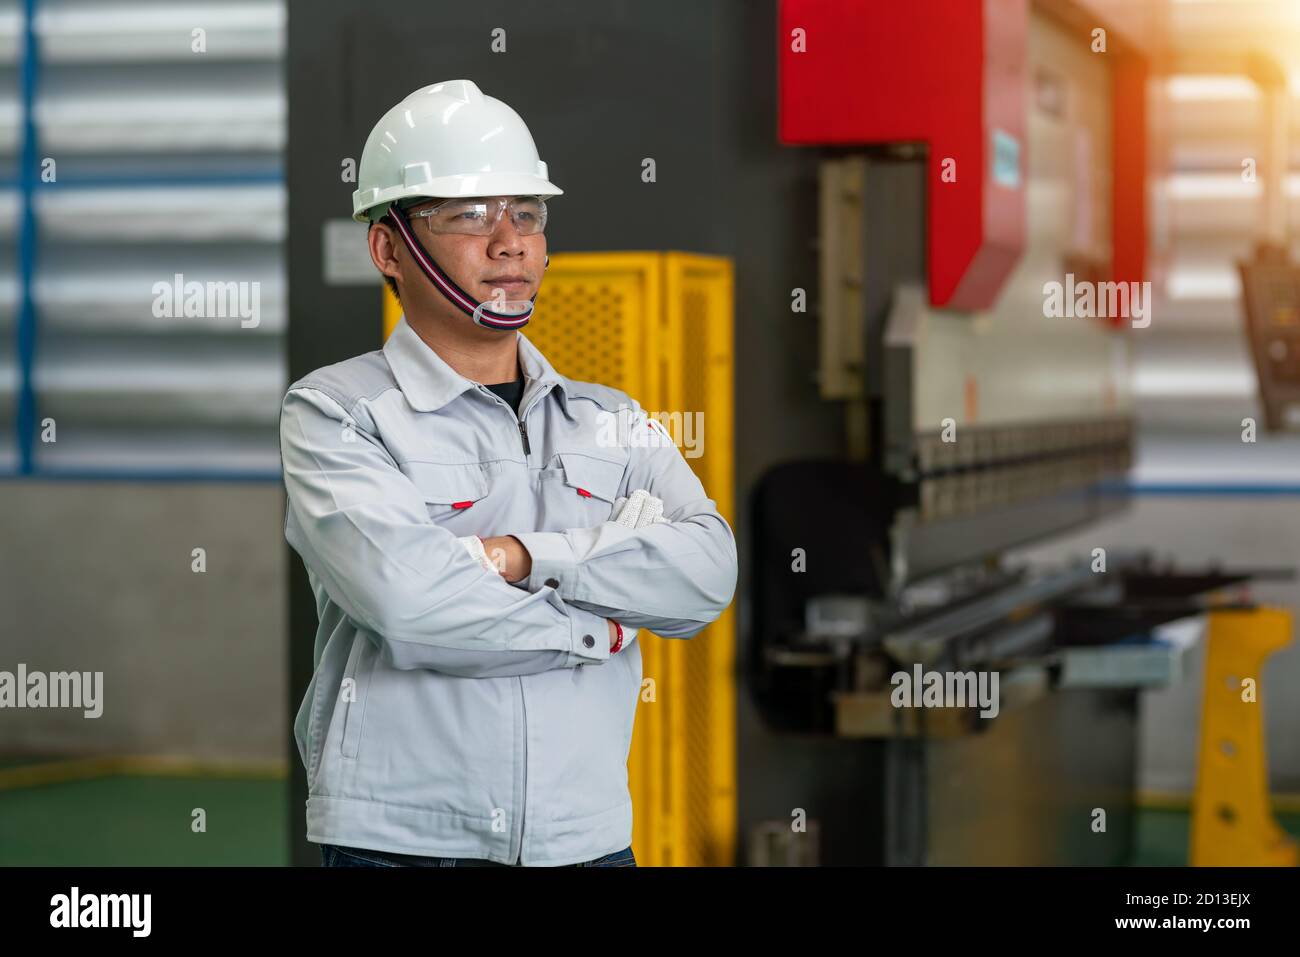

{"left": 402, "top": 195, "right": 548, "bottom": 236}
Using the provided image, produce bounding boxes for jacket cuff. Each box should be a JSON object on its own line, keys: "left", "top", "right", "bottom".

{"left": 565, "top": 604, "right": 610, "bottom": 666}
{"left": 512, "top": 531, "right": 578, "bottom": 599}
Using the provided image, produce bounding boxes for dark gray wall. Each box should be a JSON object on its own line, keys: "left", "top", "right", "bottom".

{"left": 286, "top": 0, "right": 847, "bottom": 864}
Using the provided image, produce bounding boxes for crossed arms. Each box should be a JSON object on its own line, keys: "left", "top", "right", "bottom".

{"left": 280, "top": 387, "right": 738, "bottom": 678}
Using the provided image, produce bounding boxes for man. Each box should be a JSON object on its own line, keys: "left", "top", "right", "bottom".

{"left": 280, "top": 80, "right": 738, "bottom": 867}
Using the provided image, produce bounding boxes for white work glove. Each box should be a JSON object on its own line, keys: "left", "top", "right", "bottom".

{"left": 612, "top": 488, "right": 668, "bottom": 529}
{"left": 608, "top": 489, "right": 657, "bottom": 654}
{"left": 456, "top": 535, "right": 502, "bottom": 575}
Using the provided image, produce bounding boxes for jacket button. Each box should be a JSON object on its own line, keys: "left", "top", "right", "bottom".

{"left": 582, "top": 634, "right": 595, "bottom": 648}
{"left": 545, "top": 577, "right": 559, "bottom": 588}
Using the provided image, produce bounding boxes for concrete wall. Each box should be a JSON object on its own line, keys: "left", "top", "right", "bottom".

{"left": 0, "top": 482, "right": 286, "bottom": 763}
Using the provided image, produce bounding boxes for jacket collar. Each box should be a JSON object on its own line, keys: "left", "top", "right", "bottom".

{"left": 383, "top": 315, "right": 569, "bottom": 414}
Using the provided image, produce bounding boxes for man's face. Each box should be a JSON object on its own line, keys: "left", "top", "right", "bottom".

{"left": 399, "top": 194, "right": 547, "bottom": 318}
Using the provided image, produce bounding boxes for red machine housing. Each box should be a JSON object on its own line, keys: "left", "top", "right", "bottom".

{"left": 778, "top": 0, "right": 1028, "bottom": 310}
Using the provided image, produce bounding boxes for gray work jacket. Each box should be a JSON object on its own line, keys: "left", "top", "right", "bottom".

{"left": 279, "top": 316, "right": 737, "bottom": 865}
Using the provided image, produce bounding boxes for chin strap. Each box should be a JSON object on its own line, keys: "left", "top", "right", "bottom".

{"left": 384, "top": 204, "right": 536, "bottom": 330}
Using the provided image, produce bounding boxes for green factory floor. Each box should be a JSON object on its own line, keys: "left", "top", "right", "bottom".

{"left": 1133, "top": 807, "right": 1300, "bottom": 866}
{"left": 0, "top": 773, "right": 290, "bottom": 866}
{"left": 0, "top": 769, "right": 1297, "bottom": 866}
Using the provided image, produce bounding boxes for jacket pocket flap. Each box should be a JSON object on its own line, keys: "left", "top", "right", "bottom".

{"left": 556, "top": 452, "right": 625, "bottom": 503}
{"left": 401, "top": 462, "right": 491, "bottom": 504}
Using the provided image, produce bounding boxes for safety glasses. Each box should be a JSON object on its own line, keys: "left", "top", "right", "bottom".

{"left": 405, "top": 195, "right": 548, "bottom": 236}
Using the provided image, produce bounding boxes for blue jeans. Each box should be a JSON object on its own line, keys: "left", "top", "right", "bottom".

{"left": 320, "top": 843, "right": 636, "bottom": 868}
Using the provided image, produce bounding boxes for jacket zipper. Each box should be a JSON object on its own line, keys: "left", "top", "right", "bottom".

{"left": 476, "top": 384, "right": 541, "bottom": 459}
{"left": 476, "top": 381, "right": 550, "bottom": 864}
{"left": 516, "top": 384, "right": 553, "bottom": 458}
{"left": 510, "top": 387, "right": 553, "bottom": 864}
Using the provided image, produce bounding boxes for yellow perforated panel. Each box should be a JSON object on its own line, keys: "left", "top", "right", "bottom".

{"left": 381, "top": 251, "right": 736, "bottom": 866}
{"left": 664, "top": 253, "right": 736, "bottom": 867}
{"left": 524, "top": 253, "right": 660, "bottom": 404}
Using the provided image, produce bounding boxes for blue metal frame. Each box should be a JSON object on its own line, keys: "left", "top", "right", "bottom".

{"left": 1123, "top": 483, "right": 1300, "bottom": 496}
{"left": 14, "top": 0, "right": 38, "bottom": 475}
{"left": 5, "top": 0, "right": 284, "bottom": 483}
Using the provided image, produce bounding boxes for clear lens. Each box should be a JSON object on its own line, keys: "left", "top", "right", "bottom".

{"left": 508, "top": 197, "right": 546, "bottom": 233}
{"left": 431, "top": 199, "right": 492, "bottom": 232}
{"left": 412, "top": 196, "right": 547, "bottom": 236}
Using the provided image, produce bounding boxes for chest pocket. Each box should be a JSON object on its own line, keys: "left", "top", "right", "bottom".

{"left": 538, "top": 451, "right": 626, "bottom": 527}
{"left": 555, "top": 452, "right": 625, "bottom": 502}
{"left": 401, "top": 461, "right": 495, "bottom": 520}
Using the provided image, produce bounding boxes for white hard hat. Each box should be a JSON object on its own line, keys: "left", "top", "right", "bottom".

{"left": 352, "top": 79, "right": 563, "bottom": 224}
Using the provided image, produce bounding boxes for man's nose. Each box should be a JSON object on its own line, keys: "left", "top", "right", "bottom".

{"left": 488, "top": 217, "right": 526, "bottom": 254}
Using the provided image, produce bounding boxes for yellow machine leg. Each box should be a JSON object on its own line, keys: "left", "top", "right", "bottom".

{"left": 1190, "top": 607, "right": 1297, "bottom": 867}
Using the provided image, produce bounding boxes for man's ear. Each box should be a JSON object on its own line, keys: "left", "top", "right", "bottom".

{"left": 367, "top": 220, "right": 403, "bottom": 285}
